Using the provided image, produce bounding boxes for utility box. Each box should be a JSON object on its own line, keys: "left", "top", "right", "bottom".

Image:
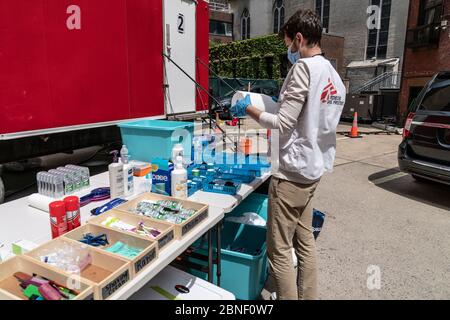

{"left": 343, "top": 94, "right": 373, "bottom": 120}
{"left": 344, "top": 92, "right": 398, "bottom": 122}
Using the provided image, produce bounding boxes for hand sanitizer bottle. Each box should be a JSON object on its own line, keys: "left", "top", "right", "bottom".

{"left": 109, "top": 150, "right": 124, "bottom": 198}
{"left": 120, "top": 145, "right": 134, "bottom": 197}
{"left": 171, "top": 156, "right": 187, "bottom": 199}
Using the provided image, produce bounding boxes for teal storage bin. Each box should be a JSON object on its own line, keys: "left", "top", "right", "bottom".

{"left": 228, "top": 193, "right": 269, "bottom": 221}
{"left": 188, "top": 193, "right": 269, "bottom": 300}
{"left": 118, "top": 120, "right": 194, "bottom": 162}
{"left": 188, "top": 223, "right": 268, "bottom": 300}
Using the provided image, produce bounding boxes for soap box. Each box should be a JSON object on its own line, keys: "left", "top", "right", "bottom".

{"left": 151, "top": 158, "right": 174, "bottom": 196}
{"left": 12, "top": 240, "right": 38, "bottom": 255}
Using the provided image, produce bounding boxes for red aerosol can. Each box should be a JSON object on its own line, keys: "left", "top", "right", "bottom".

{"left": 64, "top": 196, "right": 81, "bottom": 231}
{"left": 49, "top": 201, "right": 68, "bottom": 239}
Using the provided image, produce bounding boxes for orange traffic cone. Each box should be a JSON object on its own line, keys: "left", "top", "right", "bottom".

{"left": 347, "top": 112, "right": 362, "bottom": 138}
{"left": 240, "top": 138, "right": 252, "bottom": 155}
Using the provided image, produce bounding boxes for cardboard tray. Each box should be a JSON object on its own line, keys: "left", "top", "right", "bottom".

{"left": 25, "top": 237, "right": 132, "bottom": 300}
{"left": 114, "top": 192, "right": 209, "bottom": 239}
{"left": 0, "top": 256, "right": 94, "bottom": 300}
{"left": 63, "top": 224, "right": 158, "bottom": 277}
{"left": 88, "top": 210, "right": 175, "bottom": 250}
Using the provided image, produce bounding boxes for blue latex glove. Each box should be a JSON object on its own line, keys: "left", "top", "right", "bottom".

{"left": 230, "top": 94, "right": 251, "bottom": 117}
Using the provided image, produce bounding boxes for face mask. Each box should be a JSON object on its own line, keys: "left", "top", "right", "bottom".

{"left": 287, "top": 41, "right": 301, "bottom": 65}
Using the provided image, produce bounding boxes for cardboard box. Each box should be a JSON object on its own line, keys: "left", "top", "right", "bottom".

{"left": 63, "top": 224, "right": 158, "bottom": 277}
{"left": 114, "top": 192, "right": 209, "bottom": 239}
{"left": 0, "top": 256, "right": 94, "bottom": 300}
{"left": 88, "top": 210, "right": 175, "bottom": 251}
{"left": 25, "top": 238, "right": 132, "bottom": 300}
{"left": 11, "top": 240, "right": 38, "bottom": 255}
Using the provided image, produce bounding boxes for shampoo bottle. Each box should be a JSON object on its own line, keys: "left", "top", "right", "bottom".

{"left": 171, "top": 156, "right": 187, "bottom": 199}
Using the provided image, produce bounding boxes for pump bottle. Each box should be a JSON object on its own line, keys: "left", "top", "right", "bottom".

{"left": 121, "top": 145, "right": 134, "bottom": 197}
{"left": 109, "top": 150, "right": 124, "bottom": 198}
{"left": 171, "top": 156, "right": 187, "bottom": 199}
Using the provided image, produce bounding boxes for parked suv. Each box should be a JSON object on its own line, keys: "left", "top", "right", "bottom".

{"left": 398, "top": 72, "right": 450, "bottom": 185}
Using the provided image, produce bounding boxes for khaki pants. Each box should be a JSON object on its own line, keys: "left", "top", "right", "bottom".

{"left": 267, "top": 177, "right": 319, "bottom": 300}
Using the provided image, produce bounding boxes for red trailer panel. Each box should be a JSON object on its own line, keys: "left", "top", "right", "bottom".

{"left": 0, "top": 0, "right": 165, "bottom": 137}
{"left": 196, "top": 0, "right": 210, "bottom": 112}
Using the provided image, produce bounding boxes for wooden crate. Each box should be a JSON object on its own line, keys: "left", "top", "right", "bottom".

{"left": 62, "top": 224, "right": 158, "bottom": 277}
{"left": 88, "top": 210, "right": 175, "bottom": 250}
{"left": 25, "top": 238, "right": 132, "bottom": 300}
{"left": 0, "top": 256, "right": 94, "bottom": 300}
{"left": 114, "top": 192, "right": 209, "bottom": 239}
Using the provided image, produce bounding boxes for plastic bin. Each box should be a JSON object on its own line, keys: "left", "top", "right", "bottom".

{"left": 227, "top": 193, "right": 268, "bottom": 221}
{"left": 186, "top": 193, "right": 269, "bottom": 300}
{"left": 129, "top": 266, "right": 235, "bottom": 300}
{"left": 187, "top": 222, "right": 267, "bottom": 300}
{"left": 118, "top": 120, "right": 194, "bottom": 162}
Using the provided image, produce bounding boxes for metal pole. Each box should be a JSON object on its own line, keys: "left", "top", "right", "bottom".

{"left": 216, "top": 221, "right": 222, "bottom": 287}
{"left": 208, "top": 229, "right": 213, "bottom": 283}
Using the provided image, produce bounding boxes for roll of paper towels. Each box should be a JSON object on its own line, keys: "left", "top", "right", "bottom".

{"left": 27, "top": 193, "right": 56, "bottom": 213}
{"left": 231, "top": 91, "right": 279, "bottom": 115}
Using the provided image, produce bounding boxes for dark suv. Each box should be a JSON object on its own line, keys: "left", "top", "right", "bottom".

{"left": 398, "top": 72, "right": 450, "bottom": 185}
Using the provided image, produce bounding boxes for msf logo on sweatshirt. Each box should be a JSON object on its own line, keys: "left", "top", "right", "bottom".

{"left": 321, "top": 78, "right": 338, "bottom": 103}
{"left": 321, "top": 78, "right": 344, "bottom": 106}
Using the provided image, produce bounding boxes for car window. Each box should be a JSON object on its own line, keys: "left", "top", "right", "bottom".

{"left": 419, "top": 79, "right": 450, "bottom": 112}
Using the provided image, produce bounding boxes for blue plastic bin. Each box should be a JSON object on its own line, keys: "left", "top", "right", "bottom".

{"left": 227, "top": 193, "right": 269, "bottom": 221}
{"left": 118, "top": 120, "right": 194, "bottom": 162}
{"left": 188, "top": 193, "right": 269, "bottom": 300}
{"left": 188, "top": 223, "right": 268, "bottom": 300}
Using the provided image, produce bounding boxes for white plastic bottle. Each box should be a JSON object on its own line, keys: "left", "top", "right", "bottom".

{"left": 171, "top": 156, "right": 187, "bottom": 199}
{"left": 109, "top": 151, "right": 124, "bottom": 198}
{"left": 121, "top": 145, "right": 134, "bottom": 197}
{"left": 171, "top": 143, "right": 184, "bottom": 163}
{"left": 193, "top": 138, "right": 203, "bottom": 164}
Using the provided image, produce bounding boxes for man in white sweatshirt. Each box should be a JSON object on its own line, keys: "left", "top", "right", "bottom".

{"left": 231, "top": 10, "right": 346, "bottom": 300}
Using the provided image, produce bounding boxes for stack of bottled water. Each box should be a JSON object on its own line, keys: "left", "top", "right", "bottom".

{"left": 36, "top": 165, "right": 90, "bottom": 198}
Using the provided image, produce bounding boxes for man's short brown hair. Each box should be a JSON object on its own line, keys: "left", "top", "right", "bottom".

{"left": 280, "top": 9, "right": 323, "bottom": 47}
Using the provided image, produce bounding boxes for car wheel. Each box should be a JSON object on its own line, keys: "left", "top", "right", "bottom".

{"left": 0, "top": 177, "right": 4, "bottom": 204}
{"left": 412, "top": 174, "right": 431, "bottom": 183}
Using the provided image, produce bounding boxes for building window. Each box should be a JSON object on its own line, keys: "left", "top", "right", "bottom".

{"left": 418, "top": 0, "right": 443, "bottom": 26}
{"left": 273, "top": 0, "right": 285, "bottom": 34}
{"left": 366, "top": 0, "right": 392, "bottom": 59}
{"left": 406, "top": 0, "right": 442, "bottom": 48}
{"left": 241, "top": 9, "right": 250, "bottom": 40}
{"left": 210, "top": 20, "right": 233, "bottom": 37}
{"left": 315, "top": 0, "right": 330, "bottom": 33}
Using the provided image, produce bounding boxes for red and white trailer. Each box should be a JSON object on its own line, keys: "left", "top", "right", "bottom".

{"left": 0, "top": 0, "right": 210, "bottom": 158}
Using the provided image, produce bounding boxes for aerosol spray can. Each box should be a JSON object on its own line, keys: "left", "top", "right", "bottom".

{"left": 64, "top": 196, "right": 81, "bottom": 231}
{"left": 49, "top": 201, "right": 68, "bottom": 239}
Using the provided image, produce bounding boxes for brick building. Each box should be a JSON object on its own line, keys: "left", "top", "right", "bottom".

{"left": 209, "top": 0, "right": 234, "bottom": 44}
{"left": 228, "top": 0, "right": 345, "bottom": 78}
{"left": 229, "top": 0, "right": 410, "bottom": 93}
{"left": 398, "top": 0, "right": 450, "bottom": 122}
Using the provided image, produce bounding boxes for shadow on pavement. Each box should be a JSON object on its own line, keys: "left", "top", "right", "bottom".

{"left": 368, "top": 168, "right": 450, "bottom": 211}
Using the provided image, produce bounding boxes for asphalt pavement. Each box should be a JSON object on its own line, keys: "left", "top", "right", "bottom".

{"left": 262, "top": 124, "right": 450, "bottom": 300}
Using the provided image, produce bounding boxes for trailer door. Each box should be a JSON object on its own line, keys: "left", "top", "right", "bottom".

{"left": 164, "top": 0, "right": 197, "bottom": 115}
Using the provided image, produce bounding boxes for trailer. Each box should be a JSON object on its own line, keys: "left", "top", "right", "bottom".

{"left": 0, "top": 0, "right": 210, "bottom": 200}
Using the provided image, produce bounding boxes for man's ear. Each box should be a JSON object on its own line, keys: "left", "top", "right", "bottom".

{"left": 296, "top": 32, "right": 304, "bottom": 47}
